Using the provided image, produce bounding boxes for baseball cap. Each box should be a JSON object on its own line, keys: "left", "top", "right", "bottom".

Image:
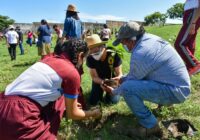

{"left": 113, "top": 21, "right": 144, "bottom": 46}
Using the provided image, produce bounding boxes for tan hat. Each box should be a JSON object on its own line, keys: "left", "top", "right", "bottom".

{"left": 86, "top": 34, "right": 107, "bottom": 49}
{"left": 67, "top": 4, "right": 79, "bottom": 12}
{"left": 8, "top": 25, "right": 14, "bottom": 30}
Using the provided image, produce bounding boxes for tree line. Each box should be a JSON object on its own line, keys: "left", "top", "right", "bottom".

{"left": 144, "top": 3, "right": 184, "bottom": 26}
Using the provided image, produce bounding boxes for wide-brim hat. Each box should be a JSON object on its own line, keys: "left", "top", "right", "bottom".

{"left": 8, "top": 25, "right": 14, "bottom": 30}
{"left": 86, "top": 34, "right": 107, "bottom": 49}
{"left": 66, "top": 4, "right": 79, "bottom": 13}
{"left": 113, "top": 21, "right": 142, "bottom": 46}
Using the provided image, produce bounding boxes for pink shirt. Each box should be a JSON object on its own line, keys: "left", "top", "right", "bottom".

{"left": 27, "top": 32, "right": 33, "bottom": 39}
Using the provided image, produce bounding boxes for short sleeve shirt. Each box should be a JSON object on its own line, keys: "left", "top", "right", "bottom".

{"left": 5, "top": 30, "right": 19, "bottom": 44}
{"left": 38, "top": 25, "right": 52, "bottom": 43}
{"left": 86, "top": 50, "right": 122, "bottom": 79}
{"left": 5, "top": 54, "right": 80, "bottom": 106}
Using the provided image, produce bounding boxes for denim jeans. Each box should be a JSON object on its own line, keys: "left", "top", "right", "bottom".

{"left": 19, "top": 42, "right": 24, "bottom": 55}
{"left": 89, "top": 82, "right": 120, "bottom": 105}
{"left": 119, "top": 80, "right": 182, "bottom": 128}
{"left": 26, "top": 38, "right": 32, "bottom": 46}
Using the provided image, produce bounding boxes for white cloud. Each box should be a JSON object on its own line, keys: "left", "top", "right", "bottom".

{"left": 79, "top": 13, "right": 127, "bottom": 23}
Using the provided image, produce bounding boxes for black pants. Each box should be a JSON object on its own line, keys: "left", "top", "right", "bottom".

{"left": 89, "top": 82, "right": 113, "bottom": 105}
{"left": 8, "top": 44, "right": 17, "bottom": 60}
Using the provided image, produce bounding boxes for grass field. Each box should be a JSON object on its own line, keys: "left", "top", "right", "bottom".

{"left": 0, "top": 25, "right": 200, "bottom": 140}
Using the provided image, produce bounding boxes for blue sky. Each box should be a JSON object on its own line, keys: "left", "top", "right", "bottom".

{"left": 0, "top": 0, "right": 184, "bottom": 24}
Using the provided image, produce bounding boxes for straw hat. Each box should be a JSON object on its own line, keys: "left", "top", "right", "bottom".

{"left": 8, "top": 25, "right": 14, "bottom": 30}
{"left": 67, "top": 4, "right": 79, "bottom": 12}
{"left": 85, "top": 34, "right": 107, "bottom": 49}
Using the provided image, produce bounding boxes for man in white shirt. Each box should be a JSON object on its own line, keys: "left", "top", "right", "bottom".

{"left": 5, "top": 25, "right": 19, "bottom": 60}
{"left": 174, "top": 0, "right": 200, "bottom": 76}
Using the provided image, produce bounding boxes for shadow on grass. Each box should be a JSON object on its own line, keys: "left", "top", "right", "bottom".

{"left": 59, "top": 112, "right": 163, "bottom": 140}
{"left": 13, "top": 61, "right": 37, "bottom": 67}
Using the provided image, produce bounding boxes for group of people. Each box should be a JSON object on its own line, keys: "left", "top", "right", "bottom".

{"left": 4, "top": 21, "right": 52, "bottom": 60}
{"left": 0, "top": 0, "right": 199, "bottom": 139}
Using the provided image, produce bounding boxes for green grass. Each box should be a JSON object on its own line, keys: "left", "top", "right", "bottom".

{"left": 0, "top": 25, "right": 200, "bottom": 140}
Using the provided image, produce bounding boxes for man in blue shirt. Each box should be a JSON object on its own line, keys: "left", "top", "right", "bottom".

{"left": 103, "top": 22, "right": 191, "bottom": 138}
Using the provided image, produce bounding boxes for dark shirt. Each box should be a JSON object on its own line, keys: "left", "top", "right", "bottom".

{"left": 16, "top": 31, "right": 23, "bottom": 42}
{"left": 86, "top": 50, "right": 122, "bottom": 79}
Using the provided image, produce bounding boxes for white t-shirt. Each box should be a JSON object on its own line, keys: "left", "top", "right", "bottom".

{"left": 58, "top": 29, "right": 63, "bottom": 38}
{"left": 5, "top": 62, "right": 62, "bottom": 107}
{"left": 184, "top": 0, "right": 199, "bottom": 11}
{"left": 5, "top": 30, "right": 19, "bottom": 44}
{"left": 101, "top": 28, "right": 111, "bottom": 39}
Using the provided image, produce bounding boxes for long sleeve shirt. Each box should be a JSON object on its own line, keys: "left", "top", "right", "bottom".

{"left": 113, "top": 33, "right": 191, "bottom": 101}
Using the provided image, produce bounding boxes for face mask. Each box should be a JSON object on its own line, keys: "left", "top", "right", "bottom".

{"left": 91, "top": 50, "right": 104, "bottom": 60}
{"left": 123, "top": 45, "right": 131, "bottom": 53}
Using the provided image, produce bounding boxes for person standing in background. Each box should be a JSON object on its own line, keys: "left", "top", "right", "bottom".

{"left": 53, "top": 24, "right": 63, "bottom": 43}
{"left": 63, "top": 4, "right": 83, "bottom": 40}
{"left": 5, "top": 25, "right": 19, "bottom": 61}
{"left": 26, "top": 30, "right": 33, "bottom": 47}
{"left": 174, "top": 0, "right": 200, "bottom": 76}
{"left": 37, "top": 19, "right": 52, "bottom": 58}
{"left": 100, "top": 24, "right": 111, "bottom": 41}
{"left": 16, "top": 26, "right": 24, "bottom": 55}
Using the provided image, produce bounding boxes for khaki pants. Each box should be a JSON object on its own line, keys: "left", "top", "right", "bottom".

{"left": 38, "top": 43, "right": 51, "bottom": 56}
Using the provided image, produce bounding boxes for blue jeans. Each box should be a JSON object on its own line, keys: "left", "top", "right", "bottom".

{"left": 120, "top": 80, "right": 182, "bottom": 128}
{"left": 26, "top": 38, "right": 32, "bottom": 46}
{"left": 89, "top": 82, "right": 120, "bottom": 105}
{"left": 19, "top": 42, "right": 24, "bottom": 54}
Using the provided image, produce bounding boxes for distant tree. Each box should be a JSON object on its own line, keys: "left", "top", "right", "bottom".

{"left": 0, "top": 15, "right": 15, "bottom": 31}
{"left": 167, "top": 3, "right": 184, "bottom": 20}
{"left": 144, "top": 12, "right": 167, "bottom": 26}
{"left": 160, "top": 14, "right": 167, "bottom": 26}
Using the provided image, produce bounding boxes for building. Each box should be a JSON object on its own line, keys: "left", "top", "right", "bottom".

{"left": 14, "top": 20, "right": 144, "bottom": 34}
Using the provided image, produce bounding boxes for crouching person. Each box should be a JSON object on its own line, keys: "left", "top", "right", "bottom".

{"left": 0, "top": 39, "right": 101, "bottom": 140}
{"left": 103, "top": 22, "right": 191, "bottom": 138}
{"left": 85, "top": 34, "right": 122, "bottom": 105}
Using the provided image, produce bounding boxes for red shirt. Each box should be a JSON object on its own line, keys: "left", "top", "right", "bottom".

{"left": 41, "top": 53, "right": 80, "bottom": 99}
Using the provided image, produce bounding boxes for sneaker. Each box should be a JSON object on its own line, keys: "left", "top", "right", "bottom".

{"left": 188, "top": 64, "right": 200, "bottom": 76}
{"left": 127, "top": 124, "right": 162, "bottom": 138}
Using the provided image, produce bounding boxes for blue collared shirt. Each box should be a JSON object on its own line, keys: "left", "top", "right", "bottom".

{"left": 113, "top": 33, "right": 191, "bottom": 101}
{"left": 63, "top": 17, "right": 83, "bottom": 39}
